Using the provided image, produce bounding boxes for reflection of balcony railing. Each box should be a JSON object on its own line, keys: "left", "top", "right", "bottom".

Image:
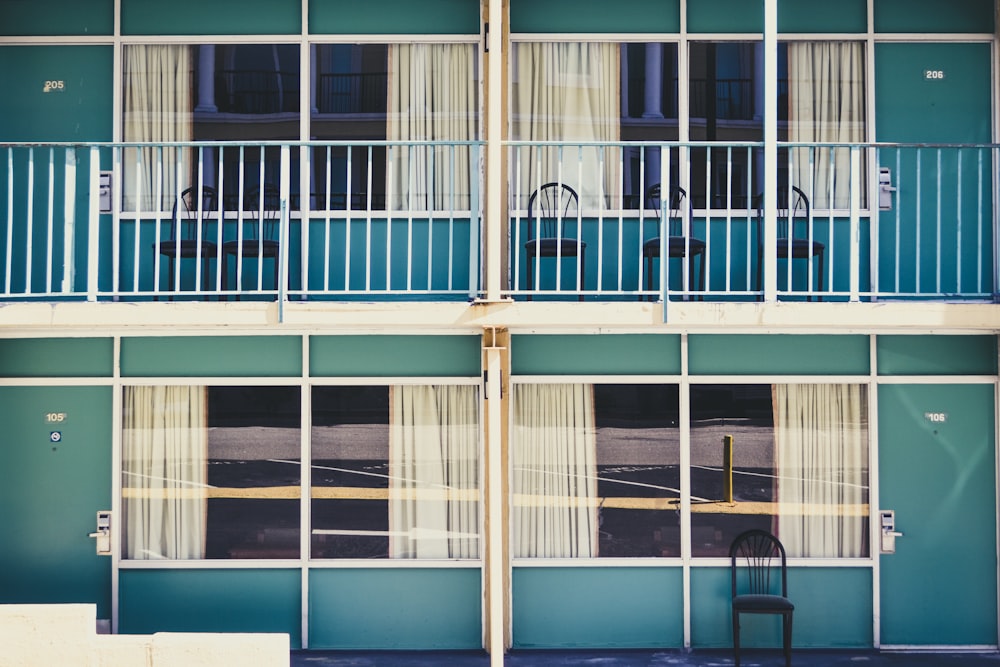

{"left": 215, "top": 70, "right": 301, "bottom": 114}
{"left": 316, "top": 72, "right": 388, "bottom": 115}
{"left": 0, "top": 140, "right": 995, "bottom": 305}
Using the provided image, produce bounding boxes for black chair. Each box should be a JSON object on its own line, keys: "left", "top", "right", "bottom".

{"left": 155, "top": 185, "right": 219, "bottom": 297}
{"left": 754, "top": 186, "right": 825, "bottom": 299}
{"left": 223, "top": 184, "right": 281, "bottom": 297}
{"left": 730, "top": 529, "right": 794, "bottom": 667}
{"left": 524, "top": 182, "right": 585, "bottom": 300}
{"left": 642, "top": 184, "right": 706, "bottom": 299}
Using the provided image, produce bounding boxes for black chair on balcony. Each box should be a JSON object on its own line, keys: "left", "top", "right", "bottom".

{"left": 642, "top": 184, "right": 706, "bottom": 300}
{"left": 730, "top": 529, "right": 794, "bottom": 667}
{"left": 524, "top": 182, "right": 585, "bottom": 300}
{"left": 222, "top": 184, "right": 281, "bottom": 298}
{"left": 155, "top": 185, "right": 219, "bottom": 298}
{"left": 754, "top": 186, "right": 825, "bottom": 300}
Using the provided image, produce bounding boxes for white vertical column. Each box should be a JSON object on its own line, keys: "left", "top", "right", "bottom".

{"left": 762, "top": 0, "right": 778, "bottom": 302}
{"left": 485, "top": 332, "right": 505, "bottom": 667}
{"left": 484, "top": 0, "right": 504, "bottom": 302}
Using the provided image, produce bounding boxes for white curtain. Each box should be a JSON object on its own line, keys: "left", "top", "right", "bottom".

{"left": 788, "top": 42, "right": 865, "bottom": 209}
{"left": 773, "top": 383, "right": 867, "bottom": 558}
{"left": 123, "top": 45, "right": 193, "bottom": 212}
{"left": 122, "top": 385, "right": 207, "bottom": 560}
{"left": 388, "top": 385, "right": 479, "bottom": 558}
{"left": 512, "top": 383, "right": 598, "bottom": 558}
{"left": 511, "top": 43, "right": 621, "bottom": 209}
{"left": 387, "top": 44, "right": 477, "bottom": 211}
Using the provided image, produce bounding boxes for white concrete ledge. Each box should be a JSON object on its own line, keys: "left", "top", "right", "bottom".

{"left": 0, "top": 604, "right": 289, "bottom": 667}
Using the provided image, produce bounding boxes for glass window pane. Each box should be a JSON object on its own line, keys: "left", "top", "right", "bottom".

{"left": 122, "top": 385, "right": 301, "bottom": 560}
{"left": 512, "top": 383, "right": 680, "bottom": 558}
{"left": 311, "top": 385, "right": 481, "bottom": 559}
{"left": 690, "top": 384, "right": 869, "bottom": 558}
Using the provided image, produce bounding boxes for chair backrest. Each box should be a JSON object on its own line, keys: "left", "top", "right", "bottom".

{"left": 243, "top": 184, "right": 281, "bottom": 240}
{"left": 171, "top": 185, "right": 217, "bottom": 241}
{"left": 754, "top": 186, "right": 811, "bottom": 240}
{"left": 730, "top": 529, "right": 788, "bottom": 598}
{"left": 647, "top": 184, "right": 690, "bottom": 237}
{"left": 526, "top": 182, "right": 579, "bottom": 241}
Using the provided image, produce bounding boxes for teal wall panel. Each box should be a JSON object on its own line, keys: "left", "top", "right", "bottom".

{"left": 874, "top": 0, "right": 994, "bottom": 33}
{"left": 121, "top": 0, "right": 301, "bottom": 35}
{"left": 120, "top": 336, "right": 302, "bottom": 377}
{"left": 688, "top": 335, "right": 870, "bottom": 375}
{"left": 311, "top": 0, "right": 479, "bottom": 34}
{"left": 690, "top": 567, "right": 872, "bottom": 648}
{"left": 0, "top": 46, "right": 113, "bottom": 142}
{"left": 510, "top": 0, "right": 680, "bottom": 33}
{"left": 512, "top": 334, "right": 681, "bottom": 375}
{"left": 877, "top": 335, "right": 997, "bottom": 376}
{"left": 688, "top": 0, "right": 762, "bottom": 33}
{"left": 0, "top": 338, "right": 113, "bottom": 378}
{"left": 0, "top": 386, "right": 112, "bottom": 618}
{"left": 0, "top": 0, "right": 113, "bottom": 36}
{"left": 512, "top": 567, "right": 683, "bottom": 648}
{"left": 777, "top": 0, "right": 867, "bottom": 32}
{"left": 309, "top": 568, "right": 481, "bottom": 649}
{"left": 310, "top": 335, "right": 481, "bottom": 377}
{"left": 119, "top": 569, "right": 302, "bottom": 646}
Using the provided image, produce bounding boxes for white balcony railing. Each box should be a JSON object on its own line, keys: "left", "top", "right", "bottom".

{"left": 1, "top": 140, "right": 996, "bottom": 305}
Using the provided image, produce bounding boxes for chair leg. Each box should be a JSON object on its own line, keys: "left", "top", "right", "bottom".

{"left": 526, "top": 256, "right": 533, "bottom": 301}
{"left": 784, "top": 613, "right": 793, "bottom": 667}
{"left": 732, "top": 610, "right": 741, "bottom": 667}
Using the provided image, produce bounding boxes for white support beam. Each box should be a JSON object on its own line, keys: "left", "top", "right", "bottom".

{"left": 762, "top": 0, "right": 778, "bottom": 302}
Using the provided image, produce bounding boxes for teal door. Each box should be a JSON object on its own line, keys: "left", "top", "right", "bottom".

{"left": 877, "top": 384, "right": 997, "bottom": 646}
{"left": 0, "top": 386, "right": 113, "bottom": 620}
{"left": 874, "top": 42, "right": 993, "bottom": 296}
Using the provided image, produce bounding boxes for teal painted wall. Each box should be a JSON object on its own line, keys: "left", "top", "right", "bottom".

{"left": 512, "top": 334, "right": 681, "bottom": 375}
{"left": 688, "top": 334, "right": 870, "bottom": 375}
{"left": 688, "top": 0, "right": 762, "bottom": 33}
{"left": 877, "top": 335, "right": 997, "bottom": 375}
{"left": 309, "top": 568, "right": 482, "bottom": 649}
{"left": 777, "top": 0, "right": 866, "bottom": 33}
{"left": 121, "top": 0, "right": 301, "bottom": 35}
{"left": 0, "top": 338, "right": 113, "bottom": 378}
{"left": 310, "top": 0, "right": 479, "bottom": 34}
{"left": 512, "top": 567, "right": 684, "bottom": 648}
{"left": 510, "top": 0, "right": 680, "bottom": 33}
{"left": 690, "top": 567, "right": 873, "bottom": 648}
{"left": 874, "top": 0, "right": 995, "bottom": 33}
{"left": 310, "top": 334, "right": 481, "bottom": 377}
{"left": 0, "top": 0, "right": 114, "bottom": 36}
{"left": 0, "top": 386, "right": 112, "bottom": 618}
{"left": 120, "top": 335, "right": 303, "bottom": 377}
{"left": 119, "top": 569, "right": 302, "bottom": 646}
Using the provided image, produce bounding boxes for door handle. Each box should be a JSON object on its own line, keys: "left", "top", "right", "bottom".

{"left": 88, "top": 510, "right": 112, "bottom": 556}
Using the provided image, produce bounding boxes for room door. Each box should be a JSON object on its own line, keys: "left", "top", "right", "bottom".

{"left": 877, "top": 383, "right": 997, "bottom": 646}
{"left": 0, "top": 386, "right": 113, "bottom": 622}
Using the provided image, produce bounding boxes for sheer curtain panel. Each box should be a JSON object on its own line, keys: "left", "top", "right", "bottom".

{"left": 123, "top": 45, "right": 194, "bottom": 212}
{"left": 512, "top": 43, "right": 620, "bottom": 209}
{"left": 513, "top": 383, "right": 598, "bottom": 558}
{"left": 387, "top": 44, "right": 477, "bottom": 211}
{"left": 773, "top": 383, "right": 867, "bottom": 557}
{"left": 389, "top": 385, "right": 480, "bottom": 558}
{"left": 123, "top": 385, "right": 208, "bottom": 559}
{"left": 788, "top": 42, "right": 865, "bottom": 209}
